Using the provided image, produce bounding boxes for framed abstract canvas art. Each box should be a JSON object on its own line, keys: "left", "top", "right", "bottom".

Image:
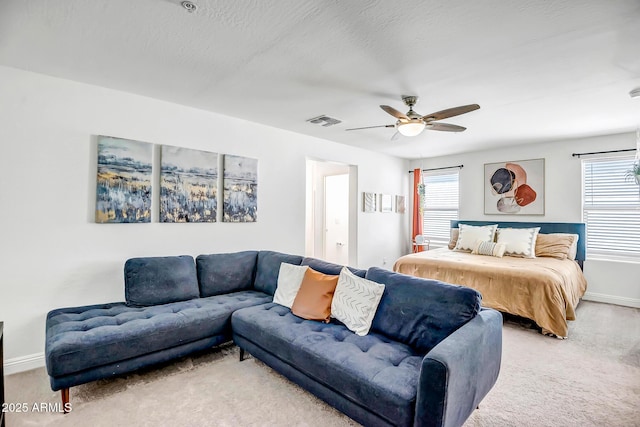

{"left": 223, "top": 155, "right": 258, "bottom": 222}
{"left": 363, "top": 192, "right": 376, "bottom": 212}
{"left": 160, "top": 146, "right": 218, "bottom": 222}
{"left": 484, "top": 158, "right": 545, "bottom": 215}
{"left": 95, "top": 136, "right": 152, "bottom": 223}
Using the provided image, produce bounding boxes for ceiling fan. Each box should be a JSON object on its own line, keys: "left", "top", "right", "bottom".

{"left": 346, "top": 96, "right": 480, "bottom": 137}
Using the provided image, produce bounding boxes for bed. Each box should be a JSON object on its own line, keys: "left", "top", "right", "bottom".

{"left": 394, "top": 221, "right": 588, "bottom": 338}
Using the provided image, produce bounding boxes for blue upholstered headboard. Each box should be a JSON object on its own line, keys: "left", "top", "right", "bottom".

{"left": 450, "top": 220, "right": 586, "bottom": 269}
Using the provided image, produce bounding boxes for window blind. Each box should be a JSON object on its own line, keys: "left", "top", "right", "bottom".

{"left": 583, "top": 156, "right": 640, "bottom": 261}
{"left": 421, "top": 170, "right": 459, "bottom": 247}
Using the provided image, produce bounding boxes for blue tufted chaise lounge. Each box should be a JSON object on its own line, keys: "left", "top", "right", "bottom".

{"left": 45, "top": 250, "right": 502, "bottom": 427}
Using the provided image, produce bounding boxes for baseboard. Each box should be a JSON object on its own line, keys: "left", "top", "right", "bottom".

{"left": 4, "top": 352, "right": 45, "bottom": 375}
{"left": 583, "top": 292, "right": 640, "bottom": 308}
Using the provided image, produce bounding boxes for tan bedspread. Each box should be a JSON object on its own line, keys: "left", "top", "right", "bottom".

{"left": 393, "top": 248, "right": 588, "bottom": 337}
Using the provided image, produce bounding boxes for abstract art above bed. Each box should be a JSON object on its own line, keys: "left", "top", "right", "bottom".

{"left": 484, "top": 158, "right": 545, "bottom": 215}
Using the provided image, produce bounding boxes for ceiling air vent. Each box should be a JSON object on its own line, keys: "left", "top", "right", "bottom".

{"left": 307, "top": 115, "right": 342, "bottom": 127}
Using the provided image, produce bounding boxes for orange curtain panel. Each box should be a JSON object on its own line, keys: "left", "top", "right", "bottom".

{"left": 412, "top": 168, "right": 424, "bottom": 253}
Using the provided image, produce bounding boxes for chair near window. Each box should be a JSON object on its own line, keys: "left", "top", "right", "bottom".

{"left": 413, "top": 235, "right": 430, "bottom": 253}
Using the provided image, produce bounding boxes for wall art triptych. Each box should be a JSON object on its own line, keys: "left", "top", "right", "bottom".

{"left": 96, "top": 136, "right": 152, "bottom": 223}
{"left": 160, "top": 146, "right": 218, "bottom": 223}
{"left": 362, "top": 192, "right": 406, "bottom": 214}
{"left": 223, "top": 155, "right": 258, "bottom": 222}
{"left": 95, "top": 136, "right": 258, "bottom": 224}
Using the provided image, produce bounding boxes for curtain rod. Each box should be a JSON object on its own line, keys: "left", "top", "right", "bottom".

{"left": 571, "top": 148, "right": 635, "bottom": 158}
{"left": 408, "top": 164, "right": 464, "bottom": 173}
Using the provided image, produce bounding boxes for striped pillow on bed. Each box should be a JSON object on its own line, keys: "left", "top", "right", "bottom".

{"left": 472, "top": 240, "right": 507, "bottom": 257}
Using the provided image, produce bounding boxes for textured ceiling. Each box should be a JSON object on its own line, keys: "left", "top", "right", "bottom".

{"left": 1, "top": 0, "right": 639, "bottom": 159}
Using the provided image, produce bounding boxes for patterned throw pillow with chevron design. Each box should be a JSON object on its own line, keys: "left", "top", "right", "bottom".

{"left": 331, "top": 267, "right": 385, "bottom": 336}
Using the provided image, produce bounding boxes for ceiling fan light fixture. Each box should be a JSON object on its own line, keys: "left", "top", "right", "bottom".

{"left": 397, "top": 120, "right": 426, "bottom": 137}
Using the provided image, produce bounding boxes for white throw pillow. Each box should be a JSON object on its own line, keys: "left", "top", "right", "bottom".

{"left": 454, "top": 224, "right": 498, "bottom": 252}
{"left": 496, "top": 227, "right": 541, "bottom": 258}
{"left": 331, "top": 267, "right": 385, "bottom": 336}
{"left": 273, "top": 263, "right": 308, "bottom": 308}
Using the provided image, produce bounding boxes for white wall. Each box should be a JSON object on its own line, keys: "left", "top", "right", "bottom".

{"left": 0, "top": 66, "right": 408, "bottom": 370}
{"left": 410, "top": 132, "right": 640, "bottom": 308}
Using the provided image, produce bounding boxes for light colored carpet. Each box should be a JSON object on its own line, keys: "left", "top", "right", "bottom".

{"left": 5, "top": 301, "right": 640, "bottom": 427}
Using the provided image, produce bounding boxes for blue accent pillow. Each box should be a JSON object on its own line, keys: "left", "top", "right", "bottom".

{"left": 125, "top": 255, "right": 199, "bottom": 307}
{"left": 254, "top": 251, "right": 303, "bottom": 295}
{"left": 366, "top": 267, "right": 481, "bottom": 354}
{"left": 196, "top": 251, "right": 258, "bottom": 297}
{"left": 301, "top": 257, "right": 366, "bottom": 278}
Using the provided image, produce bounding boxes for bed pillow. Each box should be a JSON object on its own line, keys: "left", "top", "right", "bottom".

{"left": 272, "top": 263, "right": 309, "bottom": 308}
{"left": 496, "top": 227, "right": 540, "bottom": 258}
{"left": 555, "top": 233, "right": 579, "bottom": 260}
{"left": 454, "top": 224, "right": 498, "bottom": 252}
{"left": 535, "top": 233, "right": 579, "bottom": 260}
{"left": 448, "top": 228, "right": 459, "bottom": 250}
{"left": 472, "top": 240, "right": 507, "bottom": 258}
{"left": 291, "top": 268, "right": 339, "bottom": 323}
{"left": 331, "top": 267, "right": 385, "bottom": 336}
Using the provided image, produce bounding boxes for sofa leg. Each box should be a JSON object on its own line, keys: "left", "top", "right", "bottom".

{"left": 61, "top": 388, "right": 70, "bottom": 414}
{"left": 239, "top": 347, "right": 245, "bottom": 361}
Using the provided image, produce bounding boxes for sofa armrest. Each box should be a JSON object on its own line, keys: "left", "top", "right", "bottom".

{"left": 414, "top": 309, "right": 502, "bottom": 427}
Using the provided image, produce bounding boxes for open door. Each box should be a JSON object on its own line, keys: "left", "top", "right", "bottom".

{"left": 305, "top": 160, "right": 357, "bottom": 265}
{"left": 324, "top": 174, "right": 349, "bottom": 265}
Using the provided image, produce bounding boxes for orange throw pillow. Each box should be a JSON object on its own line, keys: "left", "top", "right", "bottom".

{"left": 291, "top": 268, "right": 339, "bottom": 323}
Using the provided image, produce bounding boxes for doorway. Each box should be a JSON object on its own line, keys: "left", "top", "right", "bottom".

{"left": 324, "top": 174, "right": 349, "bottom": 265}
{"left": 305, "top": 160, "right": 357, "bottom": 265}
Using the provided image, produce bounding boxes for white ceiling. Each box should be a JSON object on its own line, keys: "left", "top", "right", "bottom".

{"left": 1, "top": 0, "right": 639, "bottom": 159}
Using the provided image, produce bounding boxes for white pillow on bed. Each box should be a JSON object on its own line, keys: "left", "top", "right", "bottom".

{"left": 472, "top": 240, "right": 507, "bottom": 257}
{"left": 496, "top": 227, "right": 540, "bottom": 258}
{"left": 454, "top": 224, "right": 498, "bottom": 252}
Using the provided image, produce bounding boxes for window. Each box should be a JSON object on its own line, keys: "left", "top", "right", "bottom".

{"left": 421, "top": 169, "right": 459, "bottom": 247}
{"left": 582, "top": 155, "right": 640, "bottom": 261}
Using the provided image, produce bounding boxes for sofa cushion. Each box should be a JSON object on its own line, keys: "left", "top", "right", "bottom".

{"left": 331, "top": 267, "right": 385, "bottom": 336}
{"left": 291, "top": 268, "right": 338, "bottom": 322}
{"left": 273, "top": 263, "right": 309, "bottom": 308}
{"left": 301, "top": 257, "right": 366, "bottom": 278}
{"left": 125, "top": 255, "right": 199, "bottom": 307}
{"left": 196, "top": 251, "right": 258, "bottom": 297}
{"left": 232, "top": 303, "right": 422, "bottom": 427}
{"left": 366, "top": 267, "right": 481, "bottom": 354}
{"left": 46, "top": 290, "right": 271, "bottom": 377}
{"left": 254, "top": 251, "right": 304, "bottom": 295}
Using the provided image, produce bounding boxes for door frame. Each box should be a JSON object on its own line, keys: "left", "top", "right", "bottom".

{"left": 305, "top": 159, "right": 357, "bottom": 266}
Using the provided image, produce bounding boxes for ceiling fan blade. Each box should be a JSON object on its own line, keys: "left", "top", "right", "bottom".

{"left": 380, "top": 105, "right": 409, "bottom": 120}
{"left": 345, "top": 124, "right": 395, "bottom": 131}
{"left": 390, "top": 131, "right": 400, "bottom": 141}
{"left": 422, "top": 104, "right": 480, "bottom": 121}
{"left": 428, "top": 122, "right": 467, "bottom": 132}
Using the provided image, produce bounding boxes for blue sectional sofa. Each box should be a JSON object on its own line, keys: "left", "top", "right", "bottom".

{"left": 45, "top": 250, "right": 502, "bottom": 427}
